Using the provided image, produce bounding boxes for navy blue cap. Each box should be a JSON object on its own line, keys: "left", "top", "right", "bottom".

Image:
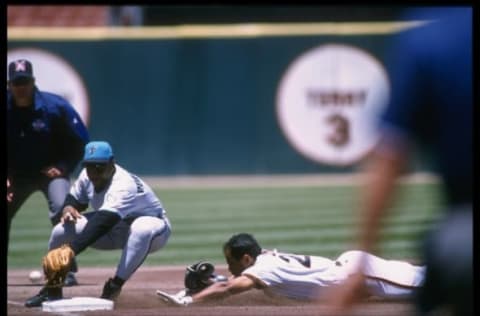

{"left": 83, "top": 141, "right": 114, "bottom": 163}
{"left": 8, "top": 59, "right": 34, "bottom": 82}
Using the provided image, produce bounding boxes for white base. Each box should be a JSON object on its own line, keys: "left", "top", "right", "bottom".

{"left": 42, "top": 297, "right": 114, "bottom": 312}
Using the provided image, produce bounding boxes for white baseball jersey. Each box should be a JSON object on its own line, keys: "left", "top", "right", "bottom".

{"left": 69, "top": 164, "right": 165, "bottom": 220}
{"left": 242, "top": 249, "right": 425, "bottom": 301}
{"left": 242, "top": 249, "right": 339, "bottom": 300}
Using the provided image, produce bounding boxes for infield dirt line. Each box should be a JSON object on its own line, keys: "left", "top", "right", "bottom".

{"left": 9, "top": 265, "right": 220, "bottom": 275}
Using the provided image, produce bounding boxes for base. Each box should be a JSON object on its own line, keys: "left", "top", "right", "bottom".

{"left": 42, "top": 297, "right": 114, "bottom": 312}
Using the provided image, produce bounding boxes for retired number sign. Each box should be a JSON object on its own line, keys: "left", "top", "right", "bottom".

{"left": 276, "top": 44, "right": 390, "bottom": 166}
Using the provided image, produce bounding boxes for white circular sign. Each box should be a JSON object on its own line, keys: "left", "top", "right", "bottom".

{"left": 7, "top": 48, "right": 90, "bottom": 126}
{"left": 276, "top": 44, "right": 390, "bottom": 166}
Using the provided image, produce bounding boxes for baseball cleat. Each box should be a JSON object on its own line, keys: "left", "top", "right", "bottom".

{"left": 25, "top": 288, "right": 48, "bottom": 308}
{"left": 25, "top": 287, "right": 62, "bottom": 308}
{"left": 100, "top": 278, "right": 122, "bottom": 300}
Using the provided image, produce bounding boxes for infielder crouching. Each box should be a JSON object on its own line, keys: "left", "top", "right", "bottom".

{"left": 25, "top": 141, "right": 172, "bottom": 307}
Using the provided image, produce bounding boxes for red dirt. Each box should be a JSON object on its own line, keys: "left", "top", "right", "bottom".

{"left": 8, "top": 266, "right": 420, "bottom": 316}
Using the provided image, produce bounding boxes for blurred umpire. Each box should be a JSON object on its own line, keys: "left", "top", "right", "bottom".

{"left": 328, "top": 7, "right": 473, "bottom": 316}
{"left": 7, "top": 59, "right": 90, "bottom": 285}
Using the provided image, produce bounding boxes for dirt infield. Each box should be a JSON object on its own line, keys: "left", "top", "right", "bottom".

{"left": 7, "top": 265, "right": 423, "bottom": 316}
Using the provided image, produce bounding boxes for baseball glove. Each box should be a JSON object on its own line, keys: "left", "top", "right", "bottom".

{"left": 184, "top": 261, "right": 227, "bottom": 294}
{"left": 42, "top": 244, "right": 75, "bottom": 288}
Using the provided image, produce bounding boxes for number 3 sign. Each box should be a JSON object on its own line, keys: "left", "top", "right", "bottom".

{"left": 276, "top": 44, "right": 390, "bottom": 166}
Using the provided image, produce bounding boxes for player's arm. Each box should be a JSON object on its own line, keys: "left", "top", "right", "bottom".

{"left": 41, "top": 210, "right": 120, "bottom": 288}
{"left": 158, "top": 275, "right": 259, "bottom": 305}
{"left": 69, "top": 210, "right": 121, "bottom": 255}
{"left": 55, "top": 103, "right": 90, "bottom": 175}
{"left": 328, "top": 140, "right": 408, "bottom": 310}
{"left": 191, "top": 275, "right": 258, "bottom": 303}
{"left": 358, "top": 138, "right": 408, "bottom": 253}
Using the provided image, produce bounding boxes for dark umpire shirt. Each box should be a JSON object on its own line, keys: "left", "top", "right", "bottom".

{"left": 379, "top": 7, "right": 472, "bottom": 207}
{"left": 7, "top": 86, "right": 90, "bottom": 178}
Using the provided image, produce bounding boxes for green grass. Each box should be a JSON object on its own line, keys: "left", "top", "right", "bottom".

{"left": 7, "top": 181, "right": 444, "bottom": 269}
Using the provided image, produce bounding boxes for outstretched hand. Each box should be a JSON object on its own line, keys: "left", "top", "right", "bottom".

{"left": 156, "top": 290, "right": 193, "bottom": 306}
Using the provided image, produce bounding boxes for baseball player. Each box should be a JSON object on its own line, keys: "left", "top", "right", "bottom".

{"left": 7, "top": 58, "right": 90, "bottom": 286}
{"left": 329, "top": 8, "right": 472, "bottom": 316}
{"left": 25, "top": 141, "right": 172, "bottom": 307}
{"left": 157, "top": 233, "right": 425, "bottom": 305}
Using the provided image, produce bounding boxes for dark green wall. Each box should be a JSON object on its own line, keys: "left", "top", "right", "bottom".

{"left": 8, "top": 34, "right": 399, "bottom": 175}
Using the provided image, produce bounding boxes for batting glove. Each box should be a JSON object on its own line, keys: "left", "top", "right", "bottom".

{"left": 156, "top": 290, "right": 193, "bottom": 306}
{"left": 173, "top": 289, "right": 188, "bottom": 299}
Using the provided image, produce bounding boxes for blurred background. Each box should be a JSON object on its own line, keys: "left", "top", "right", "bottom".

{"left": 8, "top": 5, "right": 408, "bottom": 26}
{"left": 7, "top": 5, "right": 443, "bottom": 268}
{"left": 8, "top": 4, "right": 431, "bottom": 176}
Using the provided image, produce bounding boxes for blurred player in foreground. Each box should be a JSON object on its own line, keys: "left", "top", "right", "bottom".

{"left": 25, "top": 141, "right": 172, "bottom": 307}
{"left": 7, "top": 58, "right": 90, "bottom": 286}
{"left": 156, "top": 233, "right": 425, "bottom": 305}
{"left": 328, "top": 7, "right": 472, "bottom": 316}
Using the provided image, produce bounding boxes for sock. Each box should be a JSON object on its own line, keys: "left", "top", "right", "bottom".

{"left": 112, "top": 276, "right": 125, "bottom": 287}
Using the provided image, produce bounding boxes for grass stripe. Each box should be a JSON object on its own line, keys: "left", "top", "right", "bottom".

{"left": 8, "top": 182, "right": 443, "bottom": 269}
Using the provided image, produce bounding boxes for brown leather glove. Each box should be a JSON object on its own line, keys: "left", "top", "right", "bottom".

{"left": 42, "top": 244, "right": 75, "bottom": 288}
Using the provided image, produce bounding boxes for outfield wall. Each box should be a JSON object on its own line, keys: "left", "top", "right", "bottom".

{"left": 7, "top": 21, "right": 432, "bottom": 175}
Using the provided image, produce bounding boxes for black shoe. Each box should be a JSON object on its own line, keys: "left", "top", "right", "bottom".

{"left": 64, "top": 272, "right": 78, "bottom": 287}
{"left": 25, "top": 287, "right": 62, "bottom": 308}
{"left": 25, "top": 287, "right": 48, "bottom": 307}
{"left": 100, "top": 278, "right": 122, "bottom": 300}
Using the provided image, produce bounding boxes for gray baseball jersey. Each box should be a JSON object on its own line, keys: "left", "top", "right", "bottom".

{"left": 69, "top": 164, "right": 165, "bottom": 219}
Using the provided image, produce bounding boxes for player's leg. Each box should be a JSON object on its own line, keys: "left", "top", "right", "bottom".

{"left": 336, "top": 250, "right": 425, "bottom": 288}
{"left": 334, "top": 250, "right": 424, "bottom": 299}
{"left": 94, "top": 216, "right": 172, "bottom": 300}
{"left": 42, "top": 177, "right": 70, "bottom": 225}
{"left": 25, "top": 213, "right": 88, "bottom": 307}
{"left": 116, "top": 216, "right": 171, "bottom": 279}
{"left": 48, "top": 214, "right": 89, "bottom": 249}
{"left": 308, "top": 255, "right": 335, "bottom": 269}
{"left": 364, "top": 277, "right": 416, "bottom": 299}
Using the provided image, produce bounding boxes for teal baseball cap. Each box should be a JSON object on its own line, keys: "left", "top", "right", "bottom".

{"left": 83, "top": 141, "right": 114, "bottom": 163}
